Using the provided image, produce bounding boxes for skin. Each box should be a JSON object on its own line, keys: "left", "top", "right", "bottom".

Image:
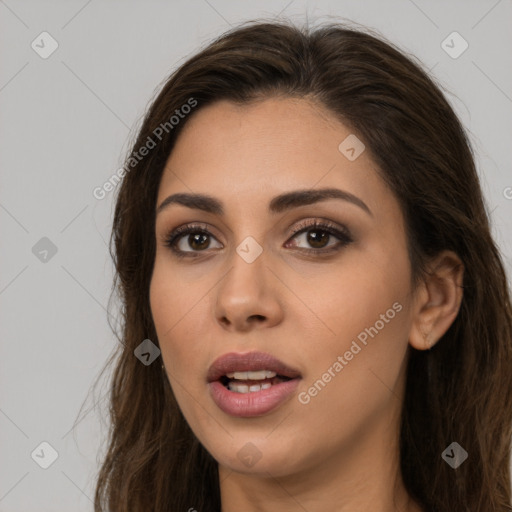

{"left": 150, "top": 97, "right": 464, "bottom": 512}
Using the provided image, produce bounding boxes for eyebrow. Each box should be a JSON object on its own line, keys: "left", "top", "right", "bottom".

{"left": 156, "top": 187, "right": 372, "bottom": 217}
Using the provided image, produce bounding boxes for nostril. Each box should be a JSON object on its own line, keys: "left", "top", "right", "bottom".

{"left": 220, "top": 316, "right": 231, "bottom": 327}
{"left": 249, "top": 314, "right": 266, "bottom": 322}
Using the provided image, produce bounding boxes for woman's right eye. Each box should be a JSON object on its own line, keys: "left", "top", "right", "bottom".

{"left": 164, "top": 224, "right": 222, "bottom": 258}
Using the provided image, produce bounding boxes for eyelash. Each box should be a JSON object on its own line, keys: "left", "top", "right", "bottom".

{"left": 163, "top": 219, "right": 353, "bottom": 259}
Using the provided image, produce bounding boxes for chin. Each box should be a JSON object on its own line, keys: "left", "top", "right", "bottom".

{"left": 210, "top": 437, "right": 305, "bottom": 477}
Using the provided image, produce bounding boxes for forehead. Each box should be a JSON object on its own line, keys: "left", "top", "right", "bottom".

{"left": 157, "top": 97, "right": 385, "bottom": 210}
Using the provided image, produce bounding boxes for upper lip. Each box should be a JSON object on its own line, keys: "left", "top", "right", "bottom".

{"left": 207, "top": 351, "right": 302, "bottom": 383}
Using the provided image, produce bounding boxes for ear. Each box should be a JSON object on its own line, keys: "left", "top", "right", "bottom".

{"left": 409, "top": 250, "right": 464, "bottom": 350}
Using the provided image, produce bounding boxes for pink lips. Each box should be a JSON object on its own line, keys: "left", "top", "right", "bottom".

{"left": 207, "top": 351, "right": 302, "bottom": 418}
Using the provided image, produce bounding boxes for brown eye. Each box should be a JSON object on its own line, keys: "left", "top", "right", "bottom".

{"left": 304, "top": 229, "right": 330, "bottom": 249}
{"left": 186, "top": 232, "right": 210, "bottom": 251}
{"left": 164, "top": 224, "right": 222, "bottom": 256}
{"left": 288, "top": 220, "right": 353, "bottom": 252}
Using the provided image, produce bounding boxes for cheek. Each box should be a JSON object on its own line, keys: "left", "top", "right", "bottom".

{"left": 149, "top": 269, "right": 205, "bottom": 426}
{"left": 295, "top": 248, "right": 412, "bottom": 430}
{"left": 149, "top": 260, "right": 214, "bottom": 380}
{"left": 293, "top": 306, "right": 410, "bottom": 453}
{"left": 306, "top": 241, "right": 410, "bottom": 343}
{"left": 301, "top": 273, "right": 409, "bottom": 394}
{"left": 150, "top": 263, "right": 189, "bottom": 366}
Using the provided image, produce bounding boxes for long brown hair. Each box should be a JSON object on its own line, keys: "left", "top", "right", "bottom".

{"left": 94, "top": 19, "right": 512, "bottom": 511}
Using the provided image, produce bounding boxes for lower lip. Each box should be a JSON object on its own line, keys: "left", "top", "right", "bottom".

{"left": 208, "top": 378, "right": 301, "bottom": 417}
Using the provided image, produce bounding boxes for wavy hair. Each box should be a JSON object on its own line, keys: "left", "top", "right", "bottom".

{"left": 94, "top": 19, "right": 512, "bottom": 511}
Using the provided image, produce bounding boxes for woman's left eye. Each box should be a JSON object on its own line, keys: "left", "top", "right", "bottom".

{"left": 285, "top": 220, "right": 353, "bottom": 253}
{"left": 163, "top": 220, "right": 353, "bottom": 258}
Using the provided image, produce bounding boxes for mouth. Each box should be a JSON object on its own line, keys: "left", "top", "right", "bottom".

{"left": 219, "top": 371, "right": 293, "bottom": 393}
{"left": 207, "top": 351, "right": 302, "bottom": 383}
{"left": 207, "top": 351, "right": 302, "bottom": 417}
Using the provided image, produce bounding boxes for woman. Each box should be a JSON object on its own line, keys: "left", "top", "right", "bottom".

{"left": 94, "top": 19, "right": 512, "bottom": 511}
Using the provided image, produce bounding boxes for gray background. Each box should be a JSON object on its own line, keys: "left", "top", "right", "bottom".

{"left": 1, "top": 1, "right": 511, "bottom": 510}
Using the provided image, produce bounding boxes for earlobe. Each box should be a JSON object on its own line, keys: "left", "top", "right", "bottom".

{"left": 408, "top": 250, "right": 464, "bottom": 351}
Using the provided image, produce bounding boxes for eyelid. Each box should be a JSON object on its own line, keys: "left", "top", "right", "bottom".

{"left": 161, "top": 222, "right": 221, "bottom": 255}
{"left": 287, "top": 218, "right": 350, "bottom": 239}
{"left": 284, "top": 219, "right": 353, "bottom": 252}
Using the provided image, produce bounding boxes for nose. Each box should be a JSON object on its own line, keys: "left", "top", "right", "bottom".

{"left": 214, "top": 248, "right": 284, "bottom": 332}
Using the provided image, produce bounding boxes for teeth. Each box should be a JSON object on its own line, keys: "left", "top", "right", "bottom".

{"left": 226, "top": 370, "right": 277, "bottom": 380}
{"left": 228, "top": 381, "right": 273, "bottom": 393}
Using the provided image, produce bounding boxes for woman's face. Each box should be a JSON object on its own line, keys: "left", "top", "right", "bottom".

{"left": 150, "top": 97, "right": 417, "bottom": 479}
